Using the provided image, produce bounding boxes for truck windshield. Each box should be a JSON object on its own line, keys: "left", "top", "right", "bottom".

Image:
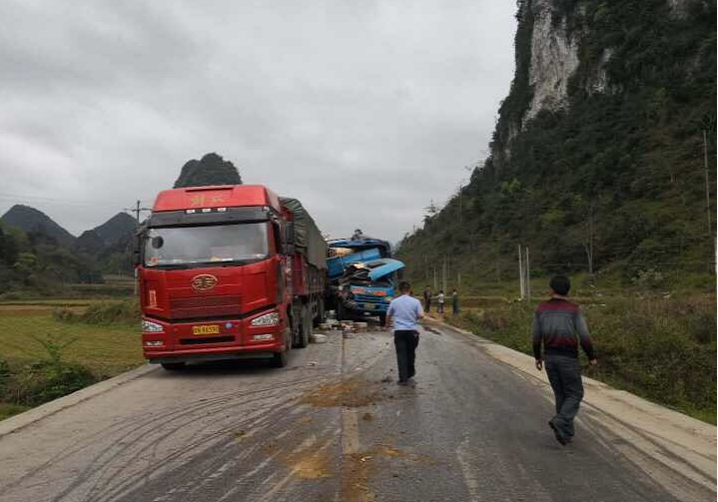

{"left": 144, "top": 223, "right": 269, "bottom": 268}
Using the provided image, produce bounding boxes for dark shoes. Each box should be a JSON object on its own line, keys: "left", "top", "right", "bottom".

{"left": 548, "top": 420, "right": 569, "bottom": 446}
{"left": 397, "top": 380, "right": 409, "bottom": 386}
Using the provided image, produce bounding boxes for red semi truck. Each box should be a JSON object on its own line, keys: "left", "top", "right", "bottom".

{"left": 135, "top": 184, "right": 327, "bottom": 370}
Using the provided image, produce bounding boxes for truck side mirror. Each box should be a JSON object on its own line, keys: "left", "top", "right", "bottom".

{"left": 133, "top": 225, "right": 146, "bottom": 267}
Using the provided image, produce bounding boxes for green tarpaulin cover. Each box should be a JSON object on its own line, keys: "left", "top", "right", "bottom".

{"left": 280, "top": 197, "right": 327, "bottom": 270}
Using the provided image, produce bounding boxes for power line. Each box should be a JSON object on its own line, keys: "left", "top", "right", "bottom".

{"left": 0, "top": 192, "right": 153, "bottom": 209}
{"left": 123, "top": 200, "right": 152, "bottom": 224}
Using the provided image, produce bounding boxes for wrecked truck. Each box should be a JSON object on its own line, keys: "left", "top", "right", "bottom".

{"left": 326, "top": 237, "right": 405, "bottom": 325}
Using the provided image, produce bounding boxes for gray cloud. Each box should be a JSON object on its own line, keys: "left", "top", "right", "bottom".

{"left": 0, "top": 0, "right": 515, "bottom": 241}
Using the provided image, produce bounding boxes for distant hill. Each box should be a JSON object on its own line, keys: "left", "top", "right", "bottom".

{"left": 75, "top": 230, "right": 105, "bottom": 254}
{"left": 1, "top": 204, "right": 76, "bottom": 248}
{"left": 174, "top": 153, "right": 243, "bottom": 188}
{"left": 92, "top": 212, "right": 136, "bottom": 246}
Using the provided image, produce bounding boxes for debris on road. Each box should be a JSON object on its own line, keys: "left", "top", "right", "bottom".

{"left": 310, "top": 333, "right": 328, "bottom": 344}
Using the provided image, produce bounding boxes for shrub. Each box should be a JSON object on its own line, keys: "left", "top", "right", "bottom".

{"left": 5, "top": 361, "right": 96, "bottom": 406}
{"left": 0, "top": 334, "right": 98, "bottom": 407}
{"left": 54, "top": 300, "right": 140, "bottom": 326}
{"left": 0, "top": 358, "right": 10, "bottom": 395}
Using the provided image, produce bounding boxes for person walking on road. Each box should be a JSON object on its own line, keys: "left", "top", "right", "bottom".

{"left": 387, "top": 281, "right": 424, "bottom": 386}
{"left": 423, "top": 285, "right": 432, "bottom": 313}
{"left": 533, "top": 275, "right": 597, "bottom": 445}
{"left": 451, "top": 288, "right": 459, "bottom": 315}
{"left": 436, "top": 290, "right": 445, "bottom": 314}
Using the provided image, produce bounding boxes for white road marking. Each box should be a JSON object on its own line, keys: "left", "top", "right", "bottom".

{"left": 456, "top": 437, "right": 481, "bottom": 502}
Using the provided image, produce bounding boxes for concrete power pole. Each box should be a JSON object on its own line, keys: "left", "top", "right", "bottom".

{"left": 518, "top": 244, "right": 525, "bottom": 300}
{"left": 442, "top": 256, "right": 447, "bottom": 293}
{"left": 525, "top": 246, "right": 531, "bottom": 303}
{"left": 124, "top": 200, "right": 151, "bottom": 224}
{"left": 124, "top": 200, "right": 151, "bottom": 295}
{"left": 704, "top": 130, "right": 715, "bottom": 268}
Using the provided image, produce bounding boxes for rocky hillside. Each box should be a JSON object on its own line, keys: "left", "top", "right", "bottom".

{"left": 398, "top": 0, "right": 716, "bottom": 289}
{"left": 174, "top": 152, "right": 243, "bottom": 188}
{"left": 1, "top": 205, "right": 76, "bottom": 248}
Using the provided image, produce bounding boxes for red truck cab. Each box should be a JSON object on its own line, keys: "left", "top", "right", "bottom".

{"left": 136, "top": 185, "right": 326, "bottom": 370}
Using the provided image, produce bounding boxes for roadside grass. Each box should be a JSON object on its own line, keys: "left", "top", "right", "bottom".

{"left": 0, "top": 307, "right": 143, "bottom": 376}
{"left": 0, "top": 403, "right": 30, "bottom": 421}
{"left": 440, "top": 293, "right": 717, "bottom": 424}
{"left": 0, "top": 301, "right": 143, "bottom": 421}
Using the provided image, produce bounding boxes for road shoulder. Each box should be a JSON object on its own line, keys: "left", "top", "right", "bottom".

{"left": 0, "top": 364, "right": 157, "bottom": 439}
{"left": 424, "top": 316, "right": 717, "bottom": 500}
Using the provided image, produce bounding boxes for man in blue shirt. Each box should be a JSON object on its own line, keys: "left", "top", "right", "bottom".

{"left": 387, "top": 281, "right": 424, "bottom": 385}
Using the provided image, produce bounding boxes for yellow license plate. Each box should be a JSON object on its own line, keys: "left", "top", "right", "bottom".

{"left": 363, "top": 304, "right": 376, "bottom": 310}
{"left": 193, "top": 325, "right": 220, "bottom": 335}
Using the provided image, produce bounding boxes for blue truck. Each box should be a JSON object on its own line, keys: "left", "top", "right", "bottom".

{"left": 326, "top": 236, "right": 405, "bottom": 325}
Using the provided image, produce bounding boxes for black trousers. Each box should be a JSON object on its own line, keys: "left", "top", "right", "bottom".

{"left": 394, "top": 330, "right": 419, "bottom": 382}
{"left": 545, "top": 355, "right": 584, "bottom": 438}
{"left": 424, "top": 298, "right": 431, "bottom": 312}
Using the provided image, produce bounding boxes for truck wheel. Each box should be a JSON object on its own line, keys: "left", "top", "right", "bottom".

{"left": 379, "top": 313, "right": 387, "bottom": 327}
{"left": 272, "top": 350, "right": 288, "bottom": 368}
{"left": 161, "top": 362, "right": 185, "bottom": 371}
{"left": 289, "top": 312, "right": 300, "bottom": 348}
{"left": 313, "top": 298, "right": 325, "bottom": 327}
{"left": 337, "top": 302, "right": 347, "bottom": 321}
{"left": 296, "top": 307, "right": 311, "bottom": 348}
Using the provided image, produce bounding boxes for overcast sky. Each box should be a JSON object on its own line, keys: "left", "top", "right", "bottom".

{"left": 0, "top": 0, "right": 516, "bottom": 242}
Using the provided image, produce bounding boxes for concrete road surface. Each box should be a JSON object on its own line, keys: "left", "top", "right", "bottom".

{"left": 0, "top": 323, "right": 714, "bottom": 502}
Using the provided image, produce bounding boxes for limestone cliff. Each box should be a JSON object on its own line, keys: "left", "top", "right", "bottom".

{"left": 494, "top": 0, "right": 700, "bottom": 162}
{"left": 398, "top": 0, "right": 715, "bottom": 282}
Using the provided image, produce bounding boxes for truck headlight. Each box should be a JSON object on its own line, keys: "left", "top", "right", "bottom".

{"left": 251, "top": 311, "right": 279, "bottom": 327}
{"left": 142, "top": 320, "right": 164, "bottom": 333}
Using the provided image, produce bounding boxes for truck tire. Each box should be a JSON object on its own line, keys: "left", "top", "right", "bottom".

{"left": 296, "top": 307, "right": 311, "bottom": 348}
{"left": 337, "top": 302, "right": 347, "bottom": 321}
{"left": 271, "top": 350, "right": 288, "bottom": 368}
{"left": 379, "top": 313, "right": 387, "bottom": 327}
{"left": 161, "top": 362, "right": 185, "bottom": 371}
{"left": 289, "top": 311, "right": 301, "bottom": 348}
{"left": 313, "top": 298, "right": 325, "bottom": 328}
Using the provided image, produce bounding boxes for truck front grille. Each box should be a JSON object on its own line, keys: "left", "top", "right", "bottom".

{"left": 170, "top": 295, "right": 241, "bottom": 319}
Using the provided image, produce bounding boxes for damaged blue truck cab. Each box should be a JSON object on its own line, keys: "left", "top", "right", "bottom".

{"left": 326, "top": 238, "right": 405, "bottom": 325}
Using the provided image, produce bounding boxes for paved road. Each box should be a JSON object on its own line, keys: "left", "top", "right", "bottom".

{"left": 0, "top": 324, "right": 711, "bottom": 502}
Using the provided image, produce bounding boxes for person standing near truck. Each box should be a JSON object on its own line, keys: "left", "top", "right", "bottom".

{"left": 451, "top": 288, "right": 459, "bottom": 315}
{"left": 533, "top": 275, "right": 597, "bottom": 445}
{"left": 423, "top": 285, "right": 432, "bottom": 313}
{"left": 387, "top": 281, "right": 424, "bottom": 386}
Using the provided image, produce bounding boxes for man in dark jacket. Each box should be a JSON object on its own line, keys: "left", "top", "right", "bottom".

{"left": 532, "top": 275, "right": 597, "bottom": 445}
{"left": 423, "top": 285, "right": 432, "bottom": 313}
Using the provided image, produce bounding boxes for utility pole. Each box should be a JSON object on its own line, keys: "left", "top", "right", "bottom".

{"left": 442, "top": 256, "right": 447, "bottom": 293}
{"left": 124, "top": 200, "right": 151, "bottom": 224}
{"left": 525, "top": 246, "right": 531, "bottom": 303}
{"left": 124, "top": 200, "right": 151, "bottom": 295}
{"left": 703, "top": 130, "right": 715, "bottom": 266}
{"left": 458, "top": 184, "right": 462, "bottom": 224}
{"left": 518, "top": 244, "right": 525, "bottom": 300}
